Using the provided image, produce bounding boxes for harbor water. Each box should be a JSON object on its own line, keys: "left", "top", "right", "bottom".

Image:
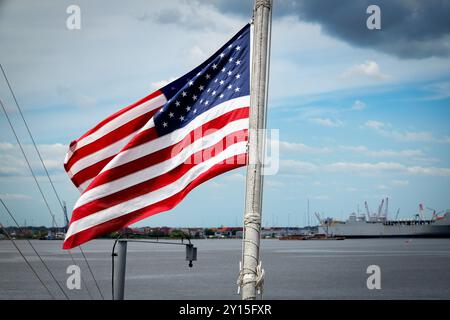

{"left": 0, "top": 238, "right": 449, "bottom": 299}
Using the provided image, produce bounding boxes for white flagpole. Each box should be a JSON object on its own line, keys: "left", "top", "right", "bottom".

{"left": 240, "top": 0, "right": 272, "bottom": 300}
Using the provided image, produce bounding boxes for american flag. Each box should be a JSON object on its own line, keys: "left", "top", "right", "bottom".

{"left": 63, "top": 24, "right": 251, "bottom": 249}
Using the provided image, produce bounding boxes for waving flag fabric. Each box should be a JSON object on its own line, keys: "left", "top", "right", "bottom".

{"left": 63, "top": 24, "right": 251, "bottom": 249}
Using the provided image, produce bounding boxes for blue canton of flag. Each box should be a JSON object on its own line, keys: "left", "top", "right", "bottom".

{"left": 155, "top": 24, "right": 251, "bottom": 136}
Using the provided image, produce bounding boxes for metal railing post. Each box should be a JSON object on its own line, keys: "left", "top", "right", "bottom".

{"left": 114, "top": 240, "right": 127, "bottom": 300}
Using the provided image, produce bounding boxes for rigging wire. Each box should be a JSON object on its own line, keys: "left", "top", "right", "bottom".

{"left": 0, "top": 99, "right": 70, "bottom": 299}
{"left": 73, "top": 249, "right": 95, "bottom": 299}
{"left": 0, "top": 221, "right": 55, "bottom": 299}
{"left": 80, "top": 244, "right": 104, "bottom": 299}
{"left": 0, "top": 63, "right": 103, "bottom": 300}
{"left": 0, "top": 199, "right": 68, "bottom": 299}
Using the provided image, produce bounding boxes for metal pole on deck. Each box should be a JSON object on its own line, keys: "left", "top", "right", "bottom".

{"left": 114, "top": 240, "right": 127, "bottom": 300}
{"left": 241, "top": 0, "right": 272, "bottom": 300}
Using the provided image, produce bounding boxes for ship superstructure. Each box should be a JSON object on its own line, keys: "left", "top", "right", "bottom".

{"left": 317, "top": 199, "right": 450, "bottom": 238}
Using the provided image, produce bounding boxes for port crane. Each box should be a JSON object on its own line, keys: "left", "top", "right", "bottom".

{"left": 63, "top": 201, "right": 70, "bottom": 232}
{"left": 314, "top": 212, "right": 323, "bottom": 225}
{"left": 384, "top": 197, "right": 389, "bottom": 219}
{"left": 377, "top": 198, "right": 385, "bottom": 219}
{"left": 419, "top": 204, "right": 425, "bottom": 220}
{"left": 364, "top": 198, "right": 389, "bottom": 220}
{"left": 395, "top": 208, "right": 400, "bottom": 220}
{"left": 426, "top": 206, "right": 445, "bottom": 220}
{"left": 365, "top": 201, "right": 371, "bottom": 220}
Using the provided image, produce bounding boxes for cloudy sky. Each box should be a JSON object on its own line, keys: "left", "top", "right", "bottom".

{"left": 0, "top": 0, "right": 449, "bottom": 228}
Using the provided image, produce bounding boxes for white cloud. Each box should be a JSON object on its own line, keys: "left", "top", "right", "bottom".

{"left": 150, "top": 77, "right": 177, "bottom": 91}
{"left": 309, "top": 117, "right": 344, "bottom": 127}
{"left": 325, "top": 161, "right": 405, "bottom": 173}
{"left": 342, "top": 60, "right": 391, "bottom": 80}
{"left": 56, "top": 86, "right": 97, "bottom": 109}
{"left": 279, "top": 158, "right": 450, "bottom": 178}
{"left": 364, "top": 194, "right": 391, "bottom": 200}
{"left": 325, "top": 161, "right": 450, "bottom": 177}
{"left": 280, "top": 160, "right": 319, "bottom": 175}
{"left": 266, "top": 180, "right": 285, "bottom": 188}
{"left": 0, "top": 0, "right": 247, "bottom": 113}
{"left": 0, "top": 142, "right": 67, "bottom": 177}
{"left": 150, "top": 1, "right": 240, "bottom": 32}
{"left": 339, "top": 145, "right": 368, "bottom": 153}
{"left": 38, "top": 143, "right": 67, "bottom": 169}
{"left": 363, "top": 120, "right": 448, "bottom": 143}
{"left": 422, "top": 81, "right": 450, "bottom": 101}
{"left": 391, "top": 131, "right": 435, "bottom": 143}
{"left": 0, "top": 142, "right": 14, "bottom": 151}
{"left": 338, "top": 145, "right": 424, "bottom": 158}
{"left": 351, "top": 100, "right": 366, "bottom": 110}
{"left": 391, "top": 180, "right": 409, "bottom": 187}
{"left": 188, "top": 45, "right": 207, "bottom": 62}
{"left": 0, "top": 193, "right": 32, "bottom": 201}
{"left": 366, "top": 149, "right": 424, "bottom": 157}
{"left": 222, "top": 173, "right": 246, "bottom": 182}
{"left": 208, "top": 181, "right": 222, "bottom": 188}
{"left": 0, "top": 154, "right": 25, "bottom": 176}
{"left": 279, "top": 140, "right": 331, "bottom": 154}
{"left": 406, "top": 166, "right": 450, "bottom": 176}
{"left": 364, "top": 120, "right": 386, "bottom": 130}
{"left": 309, "top": 195, "right": 330, "bottom": 201}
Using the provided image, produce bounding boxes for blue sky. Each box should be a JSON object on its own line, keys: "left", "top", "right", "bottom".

{"left": 0, "top": 0, "right": 449, "bottom": 228}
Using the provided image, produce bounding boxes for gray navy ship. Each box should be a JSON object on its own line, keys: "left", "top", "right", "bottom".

{"left": 318, "top": 200, "right": 450, "bottom": 238}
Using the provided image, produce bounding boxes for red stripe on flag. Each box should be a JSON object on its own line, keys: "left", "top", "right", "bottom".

{"left": 64, "top": 108, "right": 160, "bottom": 172}
{"left": 70, "top": 156, "right": 115, "bottom": 188}
{"left": 71, "top": 129, "right": 248, "bottom": 223}
{"left": 63, "top": 154, "right": 246, "bottom": 249}
{"left": 77, "top": 90, "right": 162, "bottom": 141}
{"left": 83, "top": 107, "right": 249, "bottom": 192}
{"left": 68, "top": 126, "right": 158, "bottom": 188}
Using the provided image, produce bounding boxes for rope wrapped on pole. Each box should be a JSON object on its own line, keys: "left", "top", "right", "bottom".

{"left": 240, "top": 0, "right": 272, "bottom": 300}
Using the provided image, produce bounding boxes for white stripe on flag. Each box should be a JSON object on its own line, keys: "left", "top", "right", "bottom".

{"left": 74, "top": 118, "right": 249, "bottom": 209}
{"left": 68, "top": 116, "right": 156, "bottom": 178}
{"left": 78, "top": 178, "right": 94, "bottom": 193}
{"left": 68, "top": 131, "right": 137, "bottom": 177}
{"left": 74, "top": 94, "right": 166, "bottom": 151}
{"left": 99, "top": 96, "right": 250, "bottom": 173}
{"left": 66, "top": 141, "right": 247, "bottom": 239}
